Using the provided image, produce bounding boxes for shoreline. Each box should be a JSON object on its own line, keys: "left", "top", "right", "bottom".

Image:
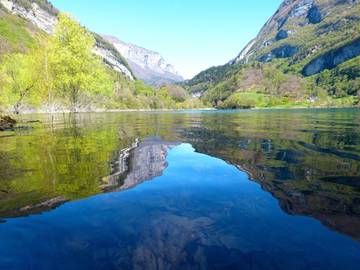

{"left": 2, "top": 108, "right": 216, "bottom": 115}
{"left": 2, "top": 105, "right": 359, "bottom": 116}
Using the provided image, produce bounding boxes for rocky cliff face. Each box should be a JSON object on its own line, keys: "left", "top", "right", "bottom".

{"left": 231, "top": 0, "right": 360, "bottom": 75}
{"left": 0, "top": 0, "right": 134, "bottom": 79}
{"left": 303, "top": 37, "right": 360, "bottom": 75}
{"left": 103, "top": 35, "right": 184, "bottom": 86}
{"left": 0, "top": 0, "right": 57, "bottom": 33}
{"left": 232, "top": 0, "right": 315, "bottom": 64}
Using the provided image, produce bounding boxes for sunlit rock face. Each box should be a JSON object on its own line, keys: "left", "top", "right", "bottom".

{"left": 93, "top": 47, "right": 134, "bottom": 79}
{"left": 0, "top": 0, "right": 134, "bottom": 79}
{"left": 103, "top": 35, "right": 184, "bottom": 87}
{"left": 104, "top": 137, "right": 180, "bottom": 191}
{"left": 232, "top": 0, "right": 359, "bottom": 71}
{"left": 0, "top": 0, "right": 56, "bottom": 34}
{"left": 302, "top": 37, "right": 360, "bottom": 76}
{"left": 233, "top": 0, "right": 315, "bottom": 64}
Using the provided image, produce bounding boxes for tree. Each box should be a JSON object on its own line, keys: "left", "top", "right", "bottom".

{"left": 134, "top": 80, "right": 155, "bottom": 96}
{"left": 0, "top": 52, "right": 44, "bottom": 113}
{"left": 165, "top": 84, "right": 189, "bottom": 102}
{"left": 50, "top": 14, "right": 112, "bottom": 112}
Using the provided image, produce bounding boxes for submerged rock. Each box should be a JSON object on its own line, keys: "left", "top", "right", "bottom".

{"left": 0, "top": 196, "right": 67, "bottom": 219}
{"left": 0, "top": 116, "right": 17, "bottom": 131}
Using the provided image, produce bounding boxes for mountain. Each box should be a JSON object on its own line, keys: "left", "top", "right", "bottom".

{"left": 185, "top": 0, "right": 360, "bottom": 108}
{"left": 103, "top": 35, "right": 184, "bottom": 87}
{"left": 0, "top": 0, "right": 134, "bottom": 79}
{"left": 232, "top": 0, "right": 360, "bottom": 72}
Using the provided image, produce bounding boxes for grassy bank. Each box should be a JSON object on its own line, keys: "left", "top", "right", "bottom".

{"left": 217, "top": 92, "right": 359, "bottom": 109}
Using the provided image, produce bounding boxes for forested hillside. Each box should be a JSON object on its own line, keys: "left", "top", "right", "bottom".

{"left": 184, "top": 0, "right": 360, "bottom": 109}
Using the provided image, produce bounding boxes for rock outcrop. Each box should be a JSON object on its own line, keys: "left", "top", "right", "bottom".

{"left": 275, "top": 29, "right": 289, "bottom": 41}
{"left": 0, "top": 0, "right": 57, "bottom": 33}
{"left": 0, "top": 115, "right": 16, "bottom": 131}
{"left": 307, "top": 5, "right": 322, "bottom": 24}
{"left": 302, "top": 37, "right": 360, "bottom": 76}
{"left": 258, "top": 44, "right": 298, "bottom": 62}
{"left": 232, "top": 0, "right": 359, "bottom": 66}
{"left": 103, "top": 35, "right": 184, "bottom": 87}
{"left": 233, "top": 0, "right": 315, "bottom": 64}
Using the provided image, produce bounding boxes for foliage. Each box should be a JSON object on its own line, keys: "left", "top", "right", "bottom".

{"left": 314, "top": 56, "right": 360, "bottom": 97}
{"left": 163, "top": 84, "right": 189, "bottom": 102}
{"left": 0, "top": 11, "right": 205, "bottom": 112}
{"left": 133, "top": 80, "right": 155, "bottom": 97}
{"left": 0, "top": 50, "right": 45, "bottom": 112}
{"left": 200, "top": 62, "right": 311, "bottom": 108}
{"left": 49, "top": 14, "right": 113, "bottom": 111}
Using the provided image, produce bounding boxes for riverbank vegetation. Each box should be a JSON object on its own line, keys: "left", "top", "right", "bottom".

{"left": 184, "top": 59, "right": 360, "bottom": 109}
{"left": 0, "top": 14, "right": 203, "bottom": 114}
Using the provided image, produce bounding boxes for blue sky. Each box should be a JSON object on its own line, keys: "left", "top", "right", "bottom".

{"left": 50, "top": 0, "right": 283, "bottom": 79}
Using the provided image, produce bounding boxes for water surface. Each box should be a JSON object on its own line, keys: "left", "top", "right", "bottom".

{"left": 0, "top": 109, "right": 360, "bottom": 269}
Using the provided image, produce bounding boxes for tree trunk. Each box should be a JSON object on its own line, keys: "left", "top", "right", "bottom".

{"left": 70, "top": 86, "right": 79, "bottom": 113}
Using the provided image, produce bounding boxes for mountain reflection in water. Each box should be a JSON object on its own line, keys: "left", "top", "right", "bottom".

{"left": 182, "top": 128, "right": 360, "bottom": 242}
{"left": 103, "top": 137, "right": 180, "bottom": 192}
{"left": 0, "top": 109, "right": 360, "bottom": 269}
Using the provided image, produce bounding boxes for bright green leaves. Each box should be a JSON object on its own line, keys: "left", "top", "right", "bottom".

{"left": 50, "top": 14, "right": 112, "bottom": 111}
{"left": 0, "top": 51, "right": 45, "bottom": 112}
{"left": 0, "top": 13, "right": 113, "bottom": 112}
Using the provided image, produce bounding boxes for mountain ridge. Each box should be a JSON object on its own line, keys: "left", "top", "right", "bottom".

{"left": 103, "top": 35, "right": 184, "bottom": 87}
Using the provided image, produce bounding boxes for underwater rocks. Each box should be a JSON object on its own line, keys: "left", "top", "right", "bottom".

{"left": 0, "top": 116, "right": 16, "bottom": 131}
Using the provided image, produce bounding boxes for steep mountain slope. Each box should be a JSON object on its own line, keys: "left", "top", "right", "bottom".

{"left": 233, "top": 0, "right": 360, "bottom": 70}
{"left": 185, "top": 0, "right": 360, "bottom": 108}
{"left": 103, "top": 35, "right": 184, "bottom": 87}
{"left": 0, "top": 0, "right": 134, "bottom": 79}
{"left": 0, "top": 6, "right": 41, "bottom": 54}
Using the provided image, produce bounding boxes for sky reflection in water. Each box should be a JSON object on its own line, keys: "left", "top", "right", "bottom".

{"left": 1, "top": 143, "right": 360, "bottom": 270}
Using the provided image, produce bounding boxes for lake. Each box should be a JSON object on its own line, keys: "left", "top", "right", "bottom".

{"left": 0, "top": 109, "right": 360, "bottom": 270}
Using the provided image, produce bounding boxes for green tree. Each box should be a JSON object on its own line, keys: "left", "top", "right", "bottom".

{"left": 134, "top": 80, "right": 155, "bottom": 97}
{"left": 50, "top": 14, "right": 112, "bottom": 112}
{"left": 165, "top": 84, "right": 189, "bottom": 102}
{"left": 0, "top": 51, "right": 44, "bottom": 113}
